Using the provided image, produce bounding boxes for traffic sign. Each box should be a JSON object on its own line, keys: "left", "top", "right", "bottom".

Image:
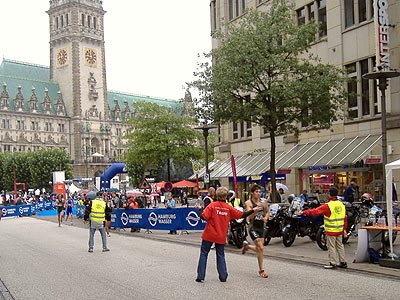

{"left": 164, "top": 182, "right": 173, "bottom": 192}
{"left": 139, "top": 178, "right": 151, "bottom": 189}
{"left": 204, "top": 174, "right": 210, "bottom": 184}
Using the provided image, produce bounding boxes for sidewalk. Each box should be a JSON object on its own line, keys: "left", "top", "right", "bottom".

{"left": 34, "top": 215, "right": 400, "bottom": 279}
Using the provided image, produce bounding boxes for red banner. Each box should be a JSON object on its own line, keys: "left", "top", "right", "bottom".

{"left": 231, "top": 155, "right": 238, "bottom": 197}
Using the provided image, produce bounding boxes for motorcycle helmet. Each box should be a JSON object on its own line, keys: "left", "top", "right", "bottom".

{"left": 228, "top": 190, "right": 236, "bottom": 203}
{"left": 361, "top": 193, "right": 374, "bottom": 208}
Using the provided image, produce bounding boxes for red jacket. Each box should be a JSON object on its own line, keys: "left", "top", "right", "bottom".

{"left": 302, "top": 197, "right": 348, "bottom": 236}
{"left": 201, "top": 200, "right": 244, "bottom": 244}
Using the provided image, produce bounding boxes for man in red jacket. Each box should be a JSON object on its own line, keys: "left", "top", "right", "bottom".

{"left": 301, "top": 186, "right": 348, "bottom": 269}
{"left": 194, "top": 186, "right": 261, "bottom": 282}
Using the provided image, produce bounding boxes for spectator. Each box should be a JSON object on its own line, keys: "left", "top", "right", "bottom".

{"left": 194, "top": 186, "right": 261, "bottom": 283}
{"left": 203, "top": 187, "right": 215, "bottom": 208}
{"left": 343, "top": 180, "right": 357, "bottom": 203}
{"left": 166, "top": 192, "right": 177, "bottom": 234}
{"left": 300, "top": 190, "right": 309, "bottom": 202}
{"left": 105, "top": 195, "right": 113, "bottom": 237}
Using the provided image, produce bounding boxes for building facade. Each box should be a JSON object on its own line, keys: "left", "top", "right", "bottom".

{"left": 0, "top": 0, "right": 182, "bottom": 183}
{"left": 209, "top": 0, "right": 400, "bottom": 201}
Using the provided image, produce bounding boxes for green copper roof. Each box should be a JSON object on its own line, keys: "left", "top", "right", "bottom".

{"left": 0, "top": 59, "right": 181, "bottom": 116}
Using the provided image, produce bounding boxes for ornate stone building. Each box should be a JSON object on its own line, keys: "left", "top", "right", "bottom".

{"left": 208, "top": 0, "right": 400, "bottom": 201}
{"left": 0, "top": 0, "right": 182, "bottom": 180}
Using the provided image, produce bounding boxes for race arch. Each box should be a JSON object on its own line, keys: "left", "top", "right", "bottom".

{"left": 100, "top": 162, "right": 127, "bottom": 190}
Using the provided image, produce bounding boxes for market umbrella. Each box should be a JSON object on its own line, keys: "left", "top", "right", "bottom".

{"left": 155, "top": 181, "right": 167, "bottom": 188}
{"left": 107, "top": 187, "right": 119, "bottom": 193}
{"left": 172, "top": 180, "right": 197, "bottom": 188}
{"left": 86, "top": 191, "right": 97, "bottom": 200}
{"left": 126, "top": 190, "right": 144, "bottom": 198}
{"left": 276, "top": 182, "right": 289, "bottom": 192}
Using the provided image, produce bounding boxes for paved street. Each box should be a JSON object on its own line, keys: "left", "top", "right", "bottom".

{"left": 0, "top": 216, "right": 399, "bottom": 300}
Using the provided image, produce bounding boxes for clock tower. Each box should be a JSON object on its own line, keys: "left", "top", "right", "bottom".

{"left": 47, "top": 0, "right": 110, "bottom": 176}
{"left": 47, "top": 0, "right": 108, "bottom": 119}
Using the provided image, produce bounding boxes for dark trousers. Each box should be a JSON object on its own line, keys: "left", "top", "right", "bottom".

{"left": 196, "top": 240, "right": 228, "bottom": 282}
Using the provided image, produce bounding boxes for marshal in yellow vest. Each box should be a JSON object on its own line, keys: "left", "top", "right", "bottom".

{"left": 90, "top": 199, "right": 106, "bottom": 223}
{"left": 324, "top": 200, "right": 345, "bottom": 233}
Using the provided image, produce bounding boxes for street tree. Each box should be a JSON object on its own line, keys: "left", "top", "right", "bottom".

{"left": 191, "top": 0, "right": 345, "bottom": 201}
{"left": 124, "top": 101, "right": 203, "bottom": 186}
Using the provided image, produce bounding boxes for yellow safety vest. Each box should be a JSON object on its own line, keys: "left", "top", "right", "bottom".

{"left": 90, "top": 199, "right": 106, "bottom": 223}
{"left": 227, "top": 198, "right": 241, "bottom": 208}
{"left": 324, "top": 200, "right": 345, "bottom": 233}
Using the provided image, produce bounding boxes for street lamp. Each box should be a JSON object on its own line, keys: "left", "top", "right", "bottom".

{"left": 363, "top": 69, "right": 400, "bottom": 202}
{"left": 195, "top": 123, "right": 217, "bottom": 188}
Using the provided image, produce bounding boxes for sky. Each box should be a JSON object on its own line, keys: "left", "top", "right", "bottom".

{"left": 0, "top": 0, "right": 211, "bottom": 100}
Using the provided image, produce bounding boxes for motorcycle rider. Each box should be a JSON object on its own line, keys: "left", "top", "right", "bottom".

{"left": 300, "top": 186, "right": 348, "bottom": 269}
{"left": 242, "top": 184, "right": 270, "bottom": 278}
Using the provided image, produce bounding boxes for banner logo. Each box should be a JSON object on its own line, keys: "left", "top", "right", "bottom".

{"left": 186, "top": 211, "right": 200, "bottom": 227}
{"left": 19, "top": 206, "right": 24, "bottom": 215}
{"left": 1, "top": 208, "right": 6, "bottom": 216}
{"left": 148, "top": 212, "right": 158, "bottom": 227}
{"left": 120, "top": 212, "right": 129, "bottom": 226}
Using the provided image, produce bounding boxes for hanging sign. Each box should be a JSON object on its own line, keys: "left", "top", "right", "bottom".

{"left": 374, "top": 0, "right": 390, "bottom": 70}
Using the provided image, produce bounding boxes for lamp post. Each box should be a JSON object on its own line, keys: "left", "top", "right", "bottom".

{"left": 363, "top": 69, "right": 400, "bottom": 202}
{"left": 195, "top": 123, "right": 217, "bottom": 188}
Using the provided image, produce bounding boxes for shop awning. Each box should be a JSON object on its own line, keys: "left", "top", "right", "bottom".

{"left": 210, "top": 151, "right": 285, "bottom": 179}
{"left": 275, "top": 134, "right": 381, "bottom": 169}
{"left": 208, "top": 134, "right": 381, "bottom": 179}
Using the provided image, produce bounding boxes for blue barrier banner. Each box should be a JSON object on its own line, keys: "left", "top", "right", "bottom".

{"left": 0, "top": 204, "right": 37, "bottom": 217}
{"left": 111, "top": 208, "right": 206, "bottom": 231}
{"left": 43, "top": 200, "right": 55, "bottom": 210}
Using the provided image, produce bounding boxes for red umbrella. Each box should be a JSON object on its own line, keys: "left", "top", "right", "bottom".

{"left": 155, "top": 181, "right": 167, "bottom": 188}
{"left": 172, "top": 180, "right": 197, "bottom": 188}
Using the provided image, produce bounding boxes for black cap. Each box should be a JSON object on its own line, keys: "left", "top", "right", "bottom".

{"left": 329, "top": 186, "right": 338, "bottom": 197}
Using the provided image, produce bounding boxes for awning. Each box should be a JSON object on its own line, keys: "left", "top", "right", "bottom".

{"left": 276, "top": 134, "right": 381, "bottom": 169}
{"left": 209, "top": 134, "right": 381, "bottom": 179}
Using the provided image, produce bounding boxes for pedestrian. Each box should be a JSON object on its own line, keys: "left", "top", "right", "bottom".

{"left": 64, "top": 196, "right": 74, "bottom": 225}
{"left": 166, "top": 192, "right": 177, "bottom": 234}
{"left": 203, "top": 187, "right": 215, "bottom": 208}
{"left": 301, "top": 186, "right": 348, "bottom": 269}
{"left": 242, "top": 184, "right": 270, "bottom": 278}
{"left": 343, "top": 180, "right": 357, "bottom": 203}
{"left": 84, "top": 191, "right": 110, "bottom": 253}
{"left": 104, "top": 195, "right": 113, "bottom": 237}
{"left": 56, "top": 194, "right": 65, "bottom": 227}
{"left": 194, "top": 186, "right": 261, "bottom": 283}
{"left": 300, "top": 190, "right": 309, "bottom": 202}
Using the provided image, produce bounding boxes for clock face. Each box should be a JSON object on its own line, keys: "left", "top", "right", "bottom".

{"left": 84, "top": 48, "right": 97, "bottom": 65}
{"left": 57, "top": 48, "right": 68, "bottom": 66}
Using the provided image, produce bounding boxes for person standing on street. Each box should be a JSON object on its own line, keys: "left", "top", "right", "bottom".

{"left": 203, "top": 187, "right": 215, "bottom": 208}
{"left": 242, "top": 184, "right": 270, "bottom": 278}
{"left": 301, "top": 186, "right": 348, "bottom": 269}
{"left": 194, "top": 187, "right": 261, "bottom": 283}
{"left": 166, "top": 192, "right": 177, "bottom": 234}
{"left": 84, "top": 191, "right": 110, "bottom": 253}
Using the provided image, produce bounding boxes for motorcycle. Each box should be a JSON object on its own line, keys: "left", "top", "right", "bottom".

{"left": 263, "top": 203, "right": 288, "bottom": 245}
{"left": 281, "top": 197, "right": 323, "bottom": 247}
{"left": 227, "top": 206, "right": 248, "bottom": 248}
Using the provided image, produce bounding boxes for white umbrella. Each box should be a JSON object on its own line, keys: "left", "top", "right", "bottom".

{"left": 92, "top": 152, "right": 104, "bottom": 157}
{"left": 276, "top": 182, "right": 288, "bottom": 192}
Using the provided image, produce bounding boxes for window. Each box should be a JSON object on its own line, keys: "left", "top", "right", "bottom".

{"left": 61, "top": 15, "right": 64, "bottom": 27}
{"left": 56, "top": 17, "right": 59, "bottom": 29}
{"left": 344, "top": 0, "right": 374, "bottom": 28}
{"left": 233, "top": 122, "right": 238, "bottom": 139}
{"left": 317, "top": 0, "right": 327, "bottom": 38}
{"left": 210, "top": 0, "right": 217, "bottom": 31}
{"left": 93, "top": 17, "right": 97, "bottom": 29}
{"left": 3, "top": 145, "right": 11, "bottom": 152}
{"left": 296, "top": 1, "right": 326, "bottom": 39}
{"left": 345, "top": 58, "right": 377, "bottom": 120}
{"left": 246, "top": 122, "right": 252, "bottom": 137}
{"left": 344, "top": 0, "right": 355, "bottom": 27}
{"left": 16, "top": 120, "right": 25, "bottom": 130}
{"left": 66, "top": 14, "right": 69, "bottom": 26}
{"left": 232, "top": 121, "right": 251, "bottom": 140}
{"left": 82, "top": 14, "right": 85, "bottom": 26}
{"left": 228, "top": 0, "right": 246, "bottom": 21}
{"left": 58, "top": 123, "right": 65, "bottom": 133}
{"left": 297, "top": 7, "right": 306, "bottom": 26}
{"left": 87, "top": 15, "right": 91, "bottom": 28}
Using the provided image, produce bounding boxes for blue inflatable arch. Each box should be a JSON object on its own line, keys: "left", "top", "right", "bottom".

{"left": 100, "top": 163, "right": 127, "bottom": 190}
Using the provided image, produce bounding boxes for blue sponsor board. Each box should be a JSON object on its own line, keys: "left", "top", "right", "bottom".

{"left": 0, "top": 204, "right": 37, "bottom": 217}
{"left": 111, "top": 208, "right": 206, "bottom": 231}
{"left": 76, "top": 205, "right": 85, "bottom": 218}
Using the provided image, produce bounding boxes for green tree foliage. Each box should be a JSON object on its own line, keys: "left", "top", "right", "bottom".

{"left": 0, "top": 149, "right": 72, "bottom": 191}
{"left": 191, "top": 0, "right": 345, "bottom": 199}
{"left": 124, "top": 101, "right": 203, "bottom": 185}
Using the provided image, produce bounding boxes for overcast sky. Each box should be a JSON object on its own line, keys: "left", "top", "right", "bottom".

{"left": 0, "top": 0, "right": 211, "bottom": 100}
